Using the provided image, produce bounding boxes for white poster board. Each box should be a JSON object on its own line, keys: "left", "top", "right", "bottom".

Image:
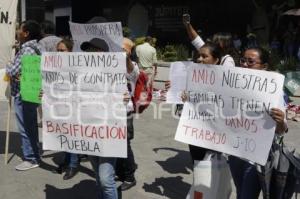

{"left": 0, "top": 0, "right": 17, "bottom": 69}
{"left": 41, "top": 52, "right": 128, "bottom": 157}
{"left": 69, "top": 22, "right": 123, "bottom": 52}
{"left": 166, "top": 62, "right": 190, "bottom": 104}
{"left": 174, "top": 62, "right": 285, "bottom": 165}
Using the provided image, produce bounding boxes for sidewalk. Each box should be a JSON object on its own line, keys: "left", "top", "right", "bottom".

{"left": 0, "top": 100, "right": 299, "bottom": 199}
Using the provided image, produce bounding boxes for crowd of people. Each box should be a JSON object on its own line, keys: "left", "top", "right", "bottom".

{"left": 186, "top": 20, "right": 300, "bottom": 65}
{"left": 4, "top": 13, "right": 294, "bottom": 199}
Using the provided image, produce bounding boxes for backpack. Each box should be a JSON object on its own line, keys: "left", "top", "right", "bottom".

{"left": 132, "top": 71, "right": 152, "bottom": 113}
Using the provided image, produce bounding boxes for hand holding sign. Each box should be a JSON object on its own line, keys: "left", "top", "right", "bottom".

{"left": 174, "top": 62, "right": 285, "bottom": 165}
{"left": 42, "top": 52, "right": 128, "bottom": 158}
{"left": 270, "top": 108, "right": 287, "bottom": 134}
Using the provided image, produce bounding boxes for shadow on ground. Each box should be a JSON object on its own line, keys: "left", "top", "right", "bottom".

{"left": 40, "top": 151, "right": 95, "bottom": 178}
{"left": 45, "top": 180, "right": 123, "bottom": 199}
{"left": 0, "top": 131, "right": 22, "bottom": 161}
{"left": 45, "top": 180, "right": 97, "bottom": 199}
{"left": 143, "top": 176, "right": 190, "bottom": 199}
{"left": 0, "top": 131, "right": 95, "bottom": 178}
{"left": 142, "top": 148, "right": 192, "bottom": 198}
{"left": 153, "top": 147, "right": 192, "bottom": 174}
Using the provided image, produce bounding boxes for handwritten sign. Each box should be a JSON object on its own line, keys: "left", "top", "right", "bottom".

{"left": 41, "top": 52, "right": 127, "bottom": 157}
{"left": 174, "top": 62, "right": 285, "bottom": 165}
{"left": 69, "top": 22, "right": 123, "bottom": 52}
{"left": 0, "top": 0, "right": 17, "bottom": 68}
{"left": 20, "top": 55, "right": 42, "bottom": 103}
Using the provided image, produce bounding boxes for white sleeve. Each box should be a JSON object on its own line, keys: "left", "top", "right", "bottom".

{"left": 126, "top": 62, "right": 139, "bottom": 83}
{"left": 221, "top": 55, "right": 235, "bottom": 67}
{"left": 191, "top": 35, "right": 205, "bottom": 50}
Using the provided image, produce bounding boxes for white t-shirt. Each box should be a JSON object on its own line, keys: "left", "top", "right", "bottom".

{"left": 220, "top": 55, "right": 235, "bottom": 67}
{"left": 191, "top": 36, "right": 235, "bottom": 67}
{"left": 136, "top": 42, "right": 157, "bottom": 69}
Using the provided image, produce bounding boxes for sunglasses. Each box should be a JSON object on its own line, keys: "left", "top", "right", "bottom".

{"left": 240, "top": 57, "right": 260, "bottom": 66}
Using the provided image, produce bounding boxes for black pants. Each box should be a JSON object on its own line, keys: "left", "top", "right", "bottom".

{"left": 188, "top": 145, "right": 208, "bottom": 161}
{"left": 116, "top": 113, "right": 136, "bottom": 182}
{"left": 228, "top": 156, "right": 260, "bottom": 199}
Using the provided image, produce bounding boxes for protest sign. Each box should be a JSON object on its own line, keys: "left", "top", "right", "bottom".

{"left": 0, "top": 69, "right": 10, "bottom": 101}
{"left": 20, "top": 55, "right": 42, "bottom": 103}
{"left": 174, "top": 62, "right": 285, "bottom": 165}
{"left": 41, "top": 52, "right": 128, "bottom": 157}
{"left": 69, "top": 22, "right": 123, "bottom": 52}
{"left": 166, "top": 62, "right": 189, "bottom": 104}
{"left": 0, "top": 0, "right": 17, "bottom": 69}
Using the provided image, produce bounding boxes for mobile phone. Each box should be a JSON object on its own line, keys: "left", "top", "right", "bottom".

{"left": 182, "top": 14, "right": 190, "bottom": 24}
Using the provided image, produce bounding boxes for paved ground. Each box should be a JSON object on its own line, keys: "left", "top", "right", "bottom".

{"left": 0, "top": 97, "right": 299, "bottom": 199}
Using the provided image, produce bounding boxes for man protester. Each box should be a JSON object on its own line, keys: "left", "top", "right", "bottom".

{"left": 6, "top": 20, "right": 43, "bottom": 171}
{"left": 80, "top": 37, "right": 118, "bottom": 199}
{"left": 115, "top": 37, "right": 138, "bottom": 191}
{"left": 80, "top": 35, "right": 138, "bottom": 198}
{"left": 135, "top": 36, "right": 158, "bottom": 84}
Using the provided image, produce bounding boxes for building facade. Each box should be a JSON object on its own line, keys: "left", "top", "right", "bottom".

{"left": 22, "top": 0, "right": 276, "bottom": 45}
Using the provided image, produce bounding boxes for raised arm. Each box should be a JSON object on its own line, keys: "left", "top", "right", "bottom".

{"left": 183, "top": 14, "right": 204, "bottom": 50}
{"left": 184, "top": 23, "right": 198, "bottom": 41}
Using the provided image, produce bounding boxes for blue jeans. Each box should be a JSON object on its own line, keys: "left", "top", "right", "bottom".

{"left": 65, "top": 153, "right": 79, "bottom": 168}
{"left": 14, "top": 96, "right": 40, "bottom": 163}
{"left": 228, "top": 156, "right": 261, "bottom": 199}
{"left": 90, "top": 156, "right": 117, "bottom": 199}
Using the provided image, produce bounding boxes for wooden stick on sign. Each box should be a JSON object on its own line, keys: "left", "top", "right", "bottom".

{"left": 4, "top": 98, "right": 11, "bottom": 164}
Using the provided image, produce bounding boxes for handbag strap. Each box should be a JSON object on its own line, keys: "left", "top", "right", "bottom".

{"left": 220, "top": 55, "right": 230, "bottom": 65}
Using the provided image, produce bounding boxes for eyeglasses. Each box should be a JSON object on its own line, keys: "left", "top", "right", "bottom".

{"left": 240, "top": 57, "right": 260, "bottom": 66}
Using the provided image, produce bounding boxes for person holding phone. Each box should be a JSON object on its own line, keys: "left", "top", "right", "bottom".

{"left": 183, "top": 14, "right": 238, "bottom": 67}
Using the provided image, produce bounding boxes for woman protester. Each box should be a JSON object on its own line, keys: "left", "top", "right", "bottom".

{"left": 181, "top": 42, "right": 222, "bottom": 161}
{"left": 228, "top": 47, "right": 288, "bottom": 199}
{"left": 51, "top": 38, "right": 81, "bottom": 180}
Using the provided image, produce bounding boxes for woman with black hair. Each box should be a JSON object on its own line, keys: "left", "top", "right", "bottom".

{"left": 182, "top": 42, "right": 222, "bottom": 161}
{"left": 52, "top": 39, "right": 81, "bottom": 180}
{"left": 229, "top": 47, "right": 288, "bottom": 199}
